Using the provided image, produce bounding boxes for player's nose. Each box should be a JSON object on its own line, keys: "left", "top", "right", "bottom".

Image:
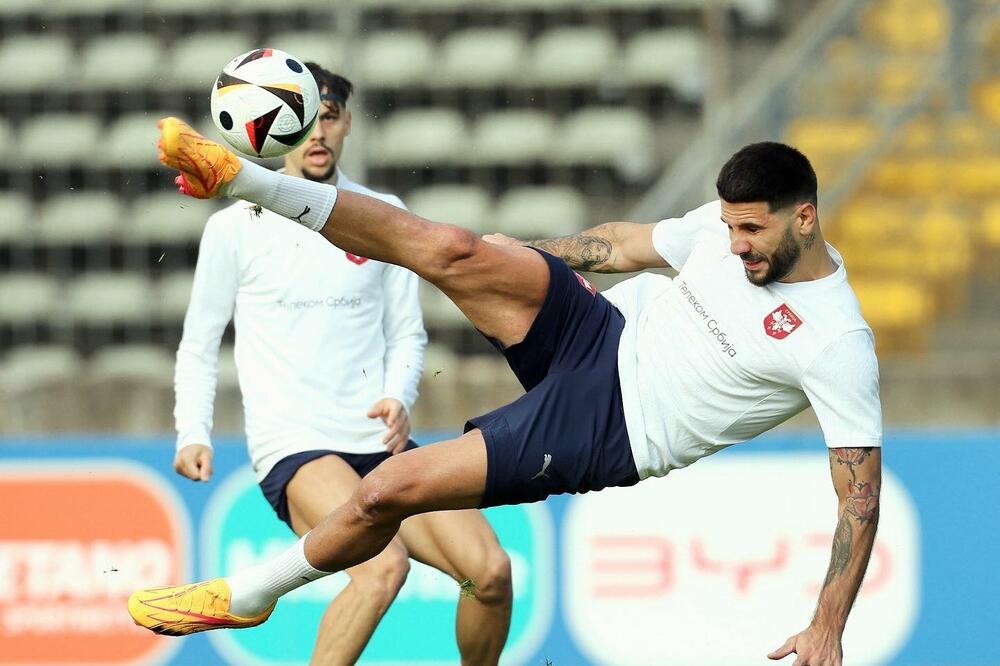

{"left": 730, "top": 236, "right": 751, "bottom": 256}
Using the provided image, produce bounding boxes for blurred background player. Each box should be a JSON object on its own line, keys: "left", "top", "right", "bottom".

{"left": 171, "top": 63, "right": 512, "bottom": 666}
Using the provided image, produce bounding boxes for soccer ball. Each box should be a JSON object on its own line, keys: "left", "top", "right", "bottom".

{"left": 210, "top": 48, "right": 320, "bottom": 158}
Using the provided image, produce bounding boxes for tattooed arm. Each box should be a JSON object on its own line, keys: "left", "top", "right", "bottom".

{"left": 768, "top": 447, "right": 881, "bottom": 666}
{"left": 483, "top": 222, "right": 668, "bottom": 273}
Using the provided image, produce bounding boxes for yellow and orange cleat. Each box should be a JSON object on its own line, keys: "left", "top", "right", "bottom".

{"left": 157, "top": 117, "right": 242, "bottom": 199}
{"left": 128, "top": 578, "right": 274, "bottom": 636}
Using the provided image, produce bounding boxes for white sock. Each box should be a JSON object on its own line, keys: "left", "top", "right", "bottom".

{"left": 224, "top": 535, "right": 333, "bottom": 616}
{"left": 221, "top": 158, "right": 337, "bottom": 232}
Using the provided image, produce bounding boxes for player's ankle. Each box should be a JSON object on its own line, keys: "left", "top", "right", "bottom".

{"left": 221, "top": 157, "right": 280, "bottom": 201}
{"left": 224, "top": 162, "right": 338, "bottom": 232}
{"left": 225, "top": 570, "right": 278, "bottom": 617}
{"left": 224, "top": 535, "right": 333, "bottom": 616}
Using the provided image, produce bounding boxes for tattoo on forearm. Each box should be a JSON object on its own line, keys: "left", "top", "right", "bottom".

{"left": 845, "top": 480, "right": 879, "bottom": 523}
{"left": 821, "top": 447, "right": 880, "bottom": 592}
{"left": 830, "top": 447, "right": 871, "bottom": 484}
{"left": 823, "top": 512, "right": 853, "bottom": 588}
{"left": 530, "top": 235, "right": 613, "bottom": 271}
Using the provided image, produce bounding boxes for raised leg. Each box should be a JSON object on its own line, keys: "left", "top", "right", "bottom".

{"left": 316, "top": 191, "right": 550, "bottom": 347}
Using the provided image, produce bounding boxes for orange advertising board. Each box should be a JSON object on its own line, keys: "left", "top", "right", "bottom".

{"left": 0, "top": 463, "right": 188, "bottom": 665}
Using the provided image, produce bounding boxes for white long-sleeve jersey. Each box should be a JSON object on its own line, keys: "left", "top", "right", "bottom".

{"left": 174, "top": 170, "right": 427, "bottom": 481}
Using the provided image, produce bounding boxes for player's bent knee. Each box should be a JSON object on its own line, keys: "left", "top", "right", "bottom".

{"left": 467, "top": 549, "right": 512, "bottom": 606}
{"left": 352, "top": 462, "right": 418, "bottom": 525}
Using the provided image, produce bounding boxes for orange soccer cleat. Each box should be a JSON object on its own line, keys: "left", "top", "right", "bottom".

{"left": 157, "top": 117, "right": 242, "bottom": 199}
{"left": 127, "top": 578, "right": 274, "bottom": 636}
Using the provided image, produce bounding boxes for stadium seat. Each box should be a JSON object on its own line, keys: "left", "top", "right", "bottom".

{"left": 852, "top": 278, "right": 932, "bottom": 352}
{"left": 234, "top": 0, "right": 316, "bottom": 9}
{"left": 37, "top": 193, "right": 124, "bottom": 245}
{"left": 499, "top": 0, "right": 577, "bottom": 9}
{"left": 87, "top": 344, "right": 175, "bottom": 385}
{"left": 369, "top": 109, "right": 469, "bottom": 166}
{"left": 0, "top": 275, "right": 61, "bottom": 325}
{"left": 78, "top": 34, "right": 161, "bottom": 88}
{"left": 468, "top": 110, "right": 557, "bottom": 165}
{"left": 162, "top": 32, "right": 254, "bottom": 88}
{"left": 357, "top": 31, "right": 433, "bottom": 89}
{"left": 265, "top": 32, "right": 348, "bottom": 72}
{"left": 433, "top": 28, "right": 526, "bottom": 88}
{"left": 0, "top": 193, "right": 32, "bottom": 243}
{"left": 17, "top": 113, "right": 101, "bottom": 166}
{"left": 972, "top": 78, "right": 1000, "bottom": 126}
{"left": 526, "top": 27, "right": 618, "bottom": 87}
{"left": 455, "top": 354, "right": 522, "bottom": 417}
{"left": 0, "top": 117, "right": 12, "bottom": 161}
{"left": 552, "top": 108, "right": 658, "bottom": 180}
{"left": 0, "top": 345, "right": 83, "bottom": 393}
{"left": 419, "top": 282, "right": 467, "bottom": 330}
{"left": 406, "top": 184, "right": 494, "bottom": 234}
{"left": 981, "top": 201, "right": 1000, "bottom": 248}
{"left": 65, "top": 273, "right": 155, "bottom": 325}
{"left": 494, "top": 186, "right": 589, "bottom": 239}
{"left": 125, "top": 192, "right": 215, "bottom": 244}
{"left": 859, "top": 0, "right": 948, "bottom": 53}
{"left": 623, "top": 30, "right": 706, "bottom": 102}
{"left": 98, "top": 112, "right": 178, "bottom": 169}
{"left": 47, "top": 0, "right": 135, "bottom": 14}
{"left": 0, "top": 0, "right": 52, "bottom": 13}
{"left": 155, "top": 271, "right": 195, "bottom": 323}
{"left": 85, "top": 343, "right": 176, "bottom": 432}
{"left": 412, "top": 341, "right": 460, "bottom": 428}
{"left": 0, "top": 36, "right": 74, "bottom": 90}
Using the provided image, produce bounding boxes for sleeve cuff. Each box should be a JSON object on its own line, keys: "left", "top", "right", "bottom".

{"left": 176, "top": 426, "right": 213, "bottom": 451}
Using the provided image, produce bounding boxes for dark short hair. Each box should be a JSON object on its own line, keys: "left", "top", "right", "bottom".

{"left": 716, "top": 141, "right": 818, "bottom": 212}
{"left": 304, "top": 62, "right": 354, "bottom": 107}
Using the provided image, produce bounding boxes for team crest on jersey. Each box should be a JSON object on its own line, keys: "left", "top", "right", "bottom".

{"left": 575, "top": 273, "right": 597, "bottom": 295}
{"left": 345, "top": 252, "right": 369, "bottom": 265}
{"left": 764, "top": 303, "right": 802, "bottom": 339}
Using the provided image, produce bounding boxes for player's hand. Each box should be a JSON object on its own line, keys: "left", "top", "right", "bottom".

{"left": 482, "top": 233, "right": 526, "bottom": 247}
{"left": 367, "top": 398, "right": 411, "bottom": 455}
{"left": 173, "top": 444, "right": 214, "bottom": 482}
{"left": 768, "top": 626, "right": 842, "bottom": 666}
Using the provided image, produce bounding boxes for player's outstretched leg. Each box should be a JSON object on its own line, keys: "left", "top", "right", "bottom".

{"left": 129, "top": 431, "right": 489, "bottom": 637}
{"left": 157, "top": 117, "right": 549, "bottom": 348}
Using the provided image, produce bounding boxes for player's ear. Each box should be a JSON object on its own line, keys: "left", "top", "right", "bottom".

{"left": 795, "top": 202, "right": 817, "bottom": 238}
{"left": 344, "top": 108, "right": 352, "bottom": 136}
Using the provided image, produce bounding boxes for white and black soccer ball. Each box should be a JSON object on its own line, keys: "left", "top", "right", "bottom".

{"left": 210, "top": 48, "right": 320, "bottom": 158}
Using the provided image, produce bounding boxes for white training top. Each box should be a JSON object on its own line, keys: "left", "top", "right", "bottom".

{"left": 174, "top": 170, "right": 427, "bottom": 481}
{"left": 605, "top": 200, "right": 882, "bottom": 480}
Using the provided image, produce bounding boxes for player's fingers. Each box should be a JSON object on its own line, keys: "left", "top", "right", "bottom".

{"left": 768, "top": 637, "right": 796, "bottom": 660}
{"left": 367, "top": 401, "right": 386, "bottom": 419}
{"left": 383, "top": 420, "right": 404, "bottom": 444}
{"left": 198, "top": 452, "right": 213, "bottom": 481}
{"left": 174, "top": 455, "right": 200, "bottom": 481}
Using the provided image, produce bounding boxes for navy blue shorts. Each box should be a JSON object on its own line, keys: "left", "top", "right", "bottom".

{"left": 466, "top": 250, "right": 639, "bottom": 508}
{"left": 259, "top": 441, "right": 419, "bottom": 529}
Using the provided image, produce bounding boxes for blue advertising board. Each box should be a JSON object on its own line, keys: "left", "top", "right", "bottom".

{"left": 1, "top": 429, "right": 998, "bottom": 665}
